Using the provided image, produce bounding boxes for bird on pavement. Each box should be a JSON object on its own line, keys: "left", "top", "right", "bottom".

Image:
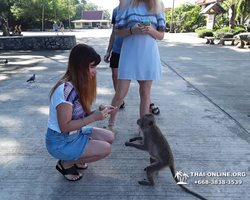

{"left": 27, "top": 74, "right": 36, "bottom": 82}
{"left": 4, "top": 59, "right": 8, "bottom": 64}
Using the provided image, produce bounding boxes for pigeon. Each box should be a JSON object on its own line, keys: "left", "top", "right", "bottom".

{"left": 4, "top": 59, "right": 8, "bottom": 64}
{"left": 27, "top": 74, "right": 35, "bottom": 82}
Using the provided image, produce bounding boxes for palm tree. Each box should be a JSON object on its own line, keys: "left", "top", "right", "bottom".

{"left": 182, "top": 172, "right": 189, "bottom": 182}
{"left": 175, "top": 170, "right": 183, "bottom": 182}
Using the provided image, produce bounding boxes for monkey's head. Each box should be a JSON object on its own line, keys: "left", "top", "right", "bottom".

{"left": 137, "top": 113, "right": 156, "bottom": 129}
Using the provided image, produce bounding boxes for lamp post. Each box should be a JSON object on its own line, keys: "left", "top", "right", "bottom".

{"left": 170, "top": 0, "right": 175, "bottom": 33}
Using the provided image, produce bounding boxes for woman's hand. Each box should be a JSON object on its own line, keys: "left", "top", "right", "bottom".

{"left": 104, "top": 52, "right": 111, "bottom": 63}
{"left": 99, "top": 104, "right": 118, "bottom": 114}
{"left": 99, "top": 104, "right": 106, "bottom": 111}
{"left": 139, "top": 23, "right": 154, "bottom": 34}
{"left": 93, "top": 108, "right": 109, "bottom": 121}
{"left": 131, "top": 23, "right": 145, "bottom": 34}
{"left": 106, "top": 105, "right": 118, "bottom": 114}
{"left": 131, "top": 23, "right": 152, "bottom": 34}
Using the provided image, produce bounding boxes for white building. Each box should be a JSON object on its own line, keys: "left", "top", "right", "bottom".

{"left": 72, "top": 11, "right": 111, "bottom": 29}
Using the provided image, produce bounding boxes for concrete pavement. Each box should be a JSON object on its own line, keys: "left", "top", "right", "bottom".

{"left": 0, "top": 30, "right": 250, "bottom": 200}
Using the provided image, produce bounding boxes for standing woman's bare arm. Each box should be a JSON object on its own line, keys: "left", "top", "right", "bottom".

{"left": 104, "top": 27, "right": 115, "bottom": 63}
{"left": 106, "top": 26, "right": 115, "bottom": 54}
{"left": 147, "top": 27, "right": 165, "bottom": 40}
{"left": 114, "top": 0, "right": 133, "bottom": 37}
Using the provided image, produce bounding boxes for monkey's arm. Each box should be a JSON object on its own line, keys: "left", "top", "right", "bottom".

{"left": 125, "top": 142, "right": 147, "bottom": 151}
{"left": 129, "top": 136, "right": 142, "bottom": 142}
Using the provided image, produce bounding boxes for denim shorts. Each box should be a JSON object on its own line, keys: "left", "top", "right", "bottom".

{"left": 45, "top": 127, "right": 93, "bottom": 161}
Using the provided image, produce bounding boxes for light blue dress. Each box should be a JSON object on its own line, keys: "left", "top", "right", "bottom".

{"left": 115, "top": 0, "right": 165, "bottom": 80}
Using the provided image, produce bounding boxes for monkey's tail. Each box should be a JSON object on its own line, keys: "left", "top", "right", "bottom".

{"left": 170, "top": 166, "right": 208, "bottom": 200}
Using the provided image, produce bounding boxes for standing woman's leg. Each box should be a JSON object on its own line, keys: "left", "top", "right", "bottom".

{"left": 137, "top": 80, "right": 153, "bottom": 118}
{"left": 111, "top": 68, "right": 118, "bottom": 91}
{"left": 108, "top": 79, "right": 131, "bottom": 130}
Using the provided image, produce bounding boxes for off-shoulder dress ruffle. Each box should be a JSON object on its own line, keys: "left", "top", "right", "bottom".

{"left": 115, "top": 0, "right": 165, "bottom": 80}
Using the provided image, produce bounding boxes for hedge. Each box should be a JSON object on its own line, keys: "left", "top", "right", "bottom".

{"left": 197, "top": 29, "right": 213, "bottom": 38}
{"left": 213, "top": 27, "right": 246, "bottom": 38}
{"left": 195, "top": 26, "right": 206, "bottom": 33}
{"left": 196, "top": 26, "right": 247, "bottom": 38}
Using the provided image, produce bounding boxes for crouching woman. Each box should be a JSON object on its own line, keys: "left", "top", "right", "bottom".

{"left": 45, "top": 44, "right": 118, "bottom": 181}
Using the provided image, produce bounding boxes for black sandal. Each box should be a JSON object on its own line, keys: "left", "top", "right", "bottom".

{"left": 149, "top": 103, "right": 160, "bottom": 115}
{"left": 120, "top": 101, "right": 125, "bottom": 109}
{"left": 56, "top": 160, "right": 82, "bottom": 181}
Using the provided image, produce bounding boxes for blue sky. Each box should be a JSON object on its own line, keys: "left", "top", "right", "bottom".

{"left": 87, "top": 0, "right": 197, "bottom": 14}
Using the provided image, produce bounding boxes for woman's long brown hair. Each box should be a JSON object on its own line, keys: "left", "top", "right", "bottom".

{"left": 49, "top": 44, "right": 101, "bottom": 113}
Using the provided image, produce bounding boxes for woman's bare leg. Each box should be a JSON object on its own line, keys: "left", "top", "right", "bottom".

{"left": 109, "top": 79, "right": 131, "bottom": 123}
{"left": 59, "top": 139, "right": 111, "bottom": 180}
{"left": 73, "top": 128, "right": 114, "bottom": 169}
{"left": 137, "top": 80, "right": 153, "bottom": 118}
{"left": 77, "top": 140, "right": 112, "bottom": 163}
{"left": 111, "top": 68, "right": 118, "bottom": 91}
{"left": 88, "top": 127, "right": 115, "bottom": 144}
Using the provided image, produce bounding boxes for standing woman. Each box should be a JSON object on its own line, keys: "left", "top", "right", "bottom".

{"left": 108, "top": 0, "right": 165, "bottom": 132}
{"left": 46, "top": 44, "right": 117, "bottom": 181}
{"left": 18, "top": 25, "right": 22, "bottom": 35}
{"left": 59, "top": 21, "right": 64, "bottom": 35}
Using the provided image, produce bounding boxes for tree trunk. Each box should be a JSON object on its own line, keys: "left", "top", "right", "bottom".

{"left": 240, "top": 12, "right": 247, "bottom": 25}
{"left": 229, "top": 4, "right": 236, "bottom": 29}
{"left": 54, "top": 0, "right": 57, "bottom": 21}
{"left": 42, "top": 0, "right": 44, "bottom": 31}
{"left": 3, "top": 25, "right": 10, "bottom": 36}
{"left": 1, "top": 14, "right": 10, "bottom": 36}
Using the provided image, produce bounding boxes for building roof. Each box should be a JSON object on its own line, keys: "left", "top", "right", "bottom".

{"left": 71, "top": 19, "right": 110, "bottom": 23}
{"left": 199, "top": 3, "right": 226, "bottom": 15}
{"left": 82, "top": 11, "right": 103, "bottom": 20}
{"left": 165, "top": 8, "right": 171, "bottom": 12}
{"left": 196, "top": 0, "right": 223, "bottom": 6}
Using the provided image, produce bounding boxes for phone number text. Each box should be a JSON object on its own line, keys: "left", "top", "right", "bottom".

{"left": 194, "top": 180, "right": 243, "bottom": 185}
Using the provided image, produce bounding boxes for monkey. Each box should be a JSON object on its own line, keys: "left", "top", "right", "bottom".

{"left": 125, "top": 113, "right": 207, "bottom": 200}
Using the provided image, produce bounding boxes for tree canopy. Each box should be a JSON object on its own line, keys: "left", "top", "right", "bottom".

{"left": 0, "top": 0, "right": 110, "bottom": 30}
{"left": 1, "top": 0, "right": 249, "bottom": 32}
{"left": 166, "top": 1, "right": 250, "bottom": 32}
{"left": 166, "top": 3, "right": 206, "bottom": 32}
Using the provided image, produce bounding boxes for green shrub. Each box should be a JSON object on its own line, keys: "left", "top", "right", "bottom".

{"left": 236, "top": 25, "right": 246, "bottom": 29}
{"left": 213, "top": 26, "right": 246, "bottom": 38}
{"left": 195, "top": 26, "right": 206, "bottom": 33}
{"left": 197, "top": 29, "right": 213, "bottom": 38}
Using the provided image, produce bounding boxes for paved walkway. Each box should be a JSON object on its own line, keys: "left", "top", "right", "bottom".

{"left": 0, "top": 30, "right": 249, "bottom": 200}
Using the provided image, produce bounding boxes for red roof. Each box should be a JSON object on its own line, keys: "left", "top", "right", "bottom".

{"left": 196, "top": 0, "right": 223, "bottom": 5}
{"left": 82, "top": 11, "right": 103, "bottom": 20}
